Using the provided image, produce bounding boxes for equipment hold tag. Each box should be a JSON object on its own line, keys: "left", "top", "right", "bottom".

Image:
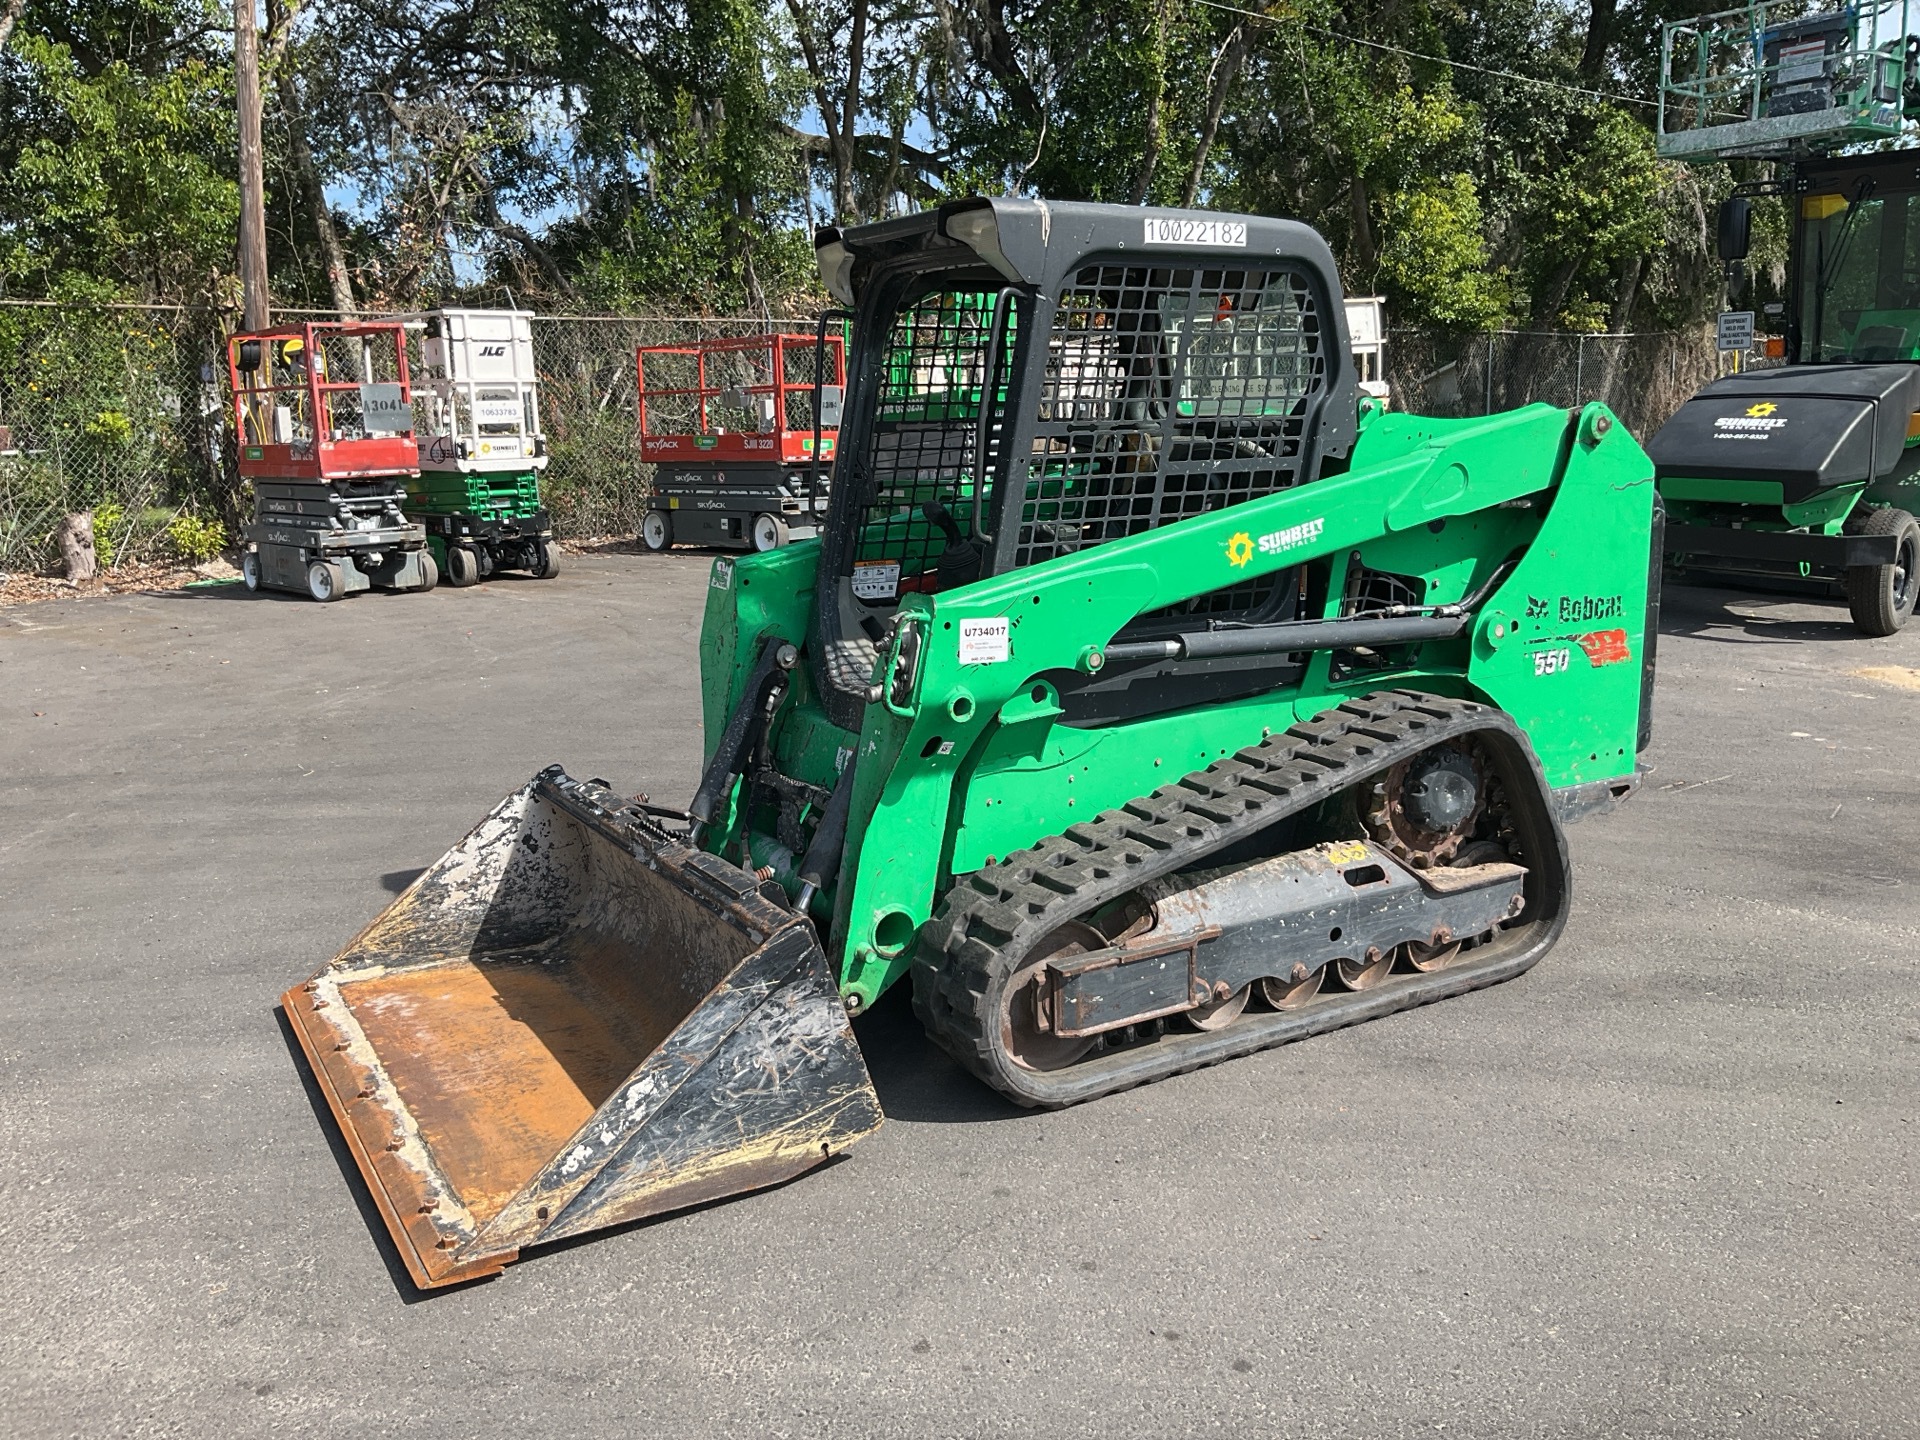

{"left": 1715, "top": 311, "right": 1754, "bottom": 352}
{"left": 852, "top": 560, "right": 900, "bottom": 600}
{"left": 959, "top": 616, "right": 1010, "bottom": 665}
{"left": 711, "top": 560, "right": 733, "bottom": 591}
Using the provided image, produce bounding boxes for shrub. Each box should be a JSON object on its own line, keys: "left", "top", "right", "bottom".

{"left": 166, "top": 511, "right": 227, "bottom": 564}
{"left": 92, "top": 501, "right": 125, "bottom": 566}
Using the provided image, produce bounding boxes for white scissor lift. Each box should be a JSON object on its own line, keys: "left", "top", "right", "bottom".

{"left": 405, "top": 308, "right": 558, "bottom": 585}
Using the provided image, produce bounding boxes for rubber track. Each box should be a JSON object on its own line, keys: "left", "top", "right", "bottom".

{"left": 911, "top": 690, "right": 1571, "bottom": 1109}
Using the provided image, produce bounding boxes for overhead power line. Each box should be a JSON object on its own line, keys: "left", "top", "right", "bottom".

{"left": 1188, "top": 0, "right": 1659, "bottom": 112}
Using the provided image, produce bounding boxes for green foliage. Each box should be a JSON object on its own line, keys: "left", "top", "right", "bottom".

{"left": 166, "top": 510, "right": 227, "bottom": 563}
{"left": 0, "top": 25, "right": 238, "bottom": 300}
{"left": 1377, "top": 174, "right": 1508, "bottom": 329}
{"left": 92, "top": 500, "right": 124, "bottom": 566}
{"left": 0, "top": 0, "right": 1742, "bottom": 334}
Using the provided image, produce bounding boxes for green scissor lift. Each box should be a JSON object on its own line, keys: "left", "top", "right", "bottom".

{"left": 406, "top": 308, "right": 558, "bottom": 585}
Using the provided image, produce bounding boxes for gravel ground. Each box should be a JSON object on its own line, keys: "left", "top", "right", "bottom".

{"left": 1, "top": 554, "right": 1915, "bottom": 1439}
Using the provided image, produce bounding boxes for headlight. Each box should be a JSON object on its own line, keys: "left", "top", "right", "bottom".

{"left": 814, "top": 229, "right": 856, "bottom": 307}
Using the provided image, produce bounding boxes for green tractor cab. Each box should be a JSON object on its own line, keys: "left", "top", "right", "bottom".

{"left": 1650, "top": 17, "right": 1920, "bottom": 635}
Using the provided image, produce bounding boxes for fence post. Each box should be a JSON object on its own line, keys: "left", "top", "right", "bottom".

{"left": 1485, "top": 335, "right": 1494, "bottom": 414}
{"left": 1575, "top": 334, "right": 1584, "bottom": 401}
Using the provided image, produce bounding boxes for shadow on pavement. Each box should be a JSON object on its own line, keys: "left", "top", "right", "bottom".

{"left": 1659, "top": 580, "right": 1866, "bottom": 645}
{"left": 853, "top": 985, "right": 1024, "bottom": 1125}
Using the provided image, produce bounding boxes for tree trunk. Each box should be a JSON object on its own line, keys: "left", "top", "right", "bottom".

{"left": 282, "top": 78, "right": 356, "bottom": 315}
{"left": 1128, "top": 0, "right": 1174, "bottom": 205}
{"left": 57, "top": 512, "right": 98, "bottom": 583}
{"left": 0, "top": 0, "right": 27, "bottom": 51}
{"left": 1589, "top": 252, "right": 1645, "bottom": 411}
{"left": 266, "top": 0, "right": 355, "bottom": 316}
{"left": 1580, "top": 0, "right": 1619, "bottom": 80}
{"left": 1182, "top": 26, "right": 1246, "bottom": 206}
{"left": 235, "top": 0, "right": 270, "bottom": 330}
{"left": 839, "top": 0, "right": 869, "bottom": 221}
{"left": 1348, "top": 175, "right": 1377, "bottom": 276}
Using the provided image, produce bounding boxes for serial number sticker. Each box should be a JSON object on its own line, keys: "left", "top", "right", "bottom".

{"left": 852, "top": 560, "right": 901, "bottom": 600}
{"left": 1144, "top": 217, "right": 1248, "bottom": 248}
{"left": 958, "top": 616, "right": 1011, "bottom": 665}
{"left": 1532, "top": 647, "right": 1572, "bottom": 677}
{"left": 710, "top": 561, "right": 733, "bottom": 591}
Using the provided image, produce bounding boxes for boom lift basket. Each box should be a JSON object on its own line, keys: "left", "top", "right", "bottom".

{"left": 282, "top": 769, "right": 883, "bottom": 1289}
{"left": 1657, "top": 0, "right": 1918, "bottom": 160}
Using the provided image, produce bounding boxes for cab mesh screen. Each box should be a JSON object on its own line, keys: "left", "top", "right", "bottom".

{"left": 1014, "top": 263, "right": 1325, "bottom": 572}
{"left": 853, "top": 289, "right": 1015, "bottom": 581}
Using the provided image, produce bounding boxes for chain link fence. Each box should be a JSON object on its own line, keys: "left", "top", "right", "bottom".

{"left": 1384, "top": 329, "right": 1730, "bottom": 440}
{"left": 0, "top": 300, "right": 1737, "bottom": 575}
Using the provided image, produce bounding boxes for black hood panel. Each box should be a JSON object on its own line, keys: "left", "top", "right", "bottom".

{"left": 1647, "top": 363, "right": 1920, "bottom": 501}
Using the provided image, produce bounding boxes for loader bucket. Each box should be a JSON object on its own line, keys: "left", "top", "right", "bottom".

{"left": 282, "top": 766, "right": 883, "bottom": 1289}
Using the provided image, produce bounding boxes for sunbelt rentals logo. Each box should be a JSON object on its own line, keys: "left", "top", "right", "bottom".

{"left": 1227, "top": 517, "right": 1325, "bottom": 568}
{"left": 1714, "top": 399, "right": 1786, "bottom": 436}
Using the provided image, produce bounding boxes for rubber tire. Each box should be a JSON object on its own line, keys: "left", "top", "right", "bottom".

{"left": 415, "top": 550, "right": 439, "bottom": 591}
{"left": 1844, "top": 506, "right": 1920, "bottom": 637}
{"left": 532, "top": 539, "right": 560, "bottom": 579}
{"left": 641, "top": 511, "right": 673, "bottom": 552}
{"left": 446, "top": 544, "right": 481, "bottom": 587}
{"left": 752, "top": 512, "right": 789, "bottom": 552}
{"left": 241, "top": 551, "right": 261, "bottom": 592}
{"left": 307, "top": 560, "right": 344, "bottom": 603}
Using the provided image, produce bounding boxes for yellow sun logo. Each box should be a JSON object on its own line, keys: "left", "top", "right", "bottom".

{"left": 1745, "top": 401, "right": 1778, "bottom": 417}
{"left": 1226, "top": 531, "right": 1254, "bottom": 567}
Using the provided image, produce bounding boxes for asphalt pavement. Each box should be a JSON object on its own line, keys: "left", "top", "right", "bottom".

{"left": 1, "top": 553, "right": 1915, "bottom": 1439}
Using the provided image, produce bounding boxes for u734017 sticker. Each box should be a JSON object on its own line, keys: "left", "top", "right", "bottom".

{"left": 958, "top": 617, "right": 1010, "bottom": 665}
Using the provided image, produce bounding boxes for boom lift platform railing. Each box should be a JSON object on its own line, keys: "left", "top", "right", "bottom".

{"left": 1658, "top": 0, "right": 1920, "bottom": 161}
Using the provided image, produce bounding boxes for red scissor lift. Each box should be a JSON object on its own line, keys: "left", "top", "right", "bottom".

{"left": 229, "top": 321, "right": 435, "bottom": 600}
{"left": 636, "top": 330, "right": 844, "bottom": 552}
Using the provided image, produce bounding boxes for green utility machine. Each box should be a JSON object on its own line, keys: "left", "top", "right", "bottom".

{"left": 230, "top": 321, "right": 436, "bottom": 601}
{"left": 1652, "top": 0, "right": 1920, "bottom": 633}
{"left": 406, "top": 308, "right": 558, "bottom": 584}
{"left": 285, "top": 200, "right": 1660, "bottom": 1289}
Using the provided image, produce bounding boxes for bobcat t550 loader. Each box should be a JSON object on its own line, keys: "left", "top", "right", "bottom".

{"left": 283, "top": 200, "right": 1661, "bottom": 1288}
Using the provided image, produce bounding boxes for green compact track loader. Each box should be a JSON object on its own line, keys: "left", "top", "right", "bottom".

{"left": 285, "top": 200, "right": 1661, "bottom": 1289}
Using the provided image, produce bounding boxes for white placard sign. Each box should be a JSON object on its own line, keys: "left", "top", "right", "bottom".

{"left": 1716, "top": 311, "right": 1755, "bottom": 352}
{"left": 852, "top": 560, "right": 900, "bottom": 600}
{"left": 1144, "top": 217, "right": 1247, "bottom": 248}
{"left": 959, "top": 616, "right": 1010, "bottom": 665}
{"left": 360, "top": 383, "right": 413, "bottom": 432}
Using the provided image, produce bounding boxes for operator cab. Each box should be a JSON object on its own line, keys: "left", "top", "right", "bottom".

{"left": 809, "top": 199, "right": 1360, "bottom": 729}
{"left": 1790, "top": 152, "right": 1920, "bottom": 364}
